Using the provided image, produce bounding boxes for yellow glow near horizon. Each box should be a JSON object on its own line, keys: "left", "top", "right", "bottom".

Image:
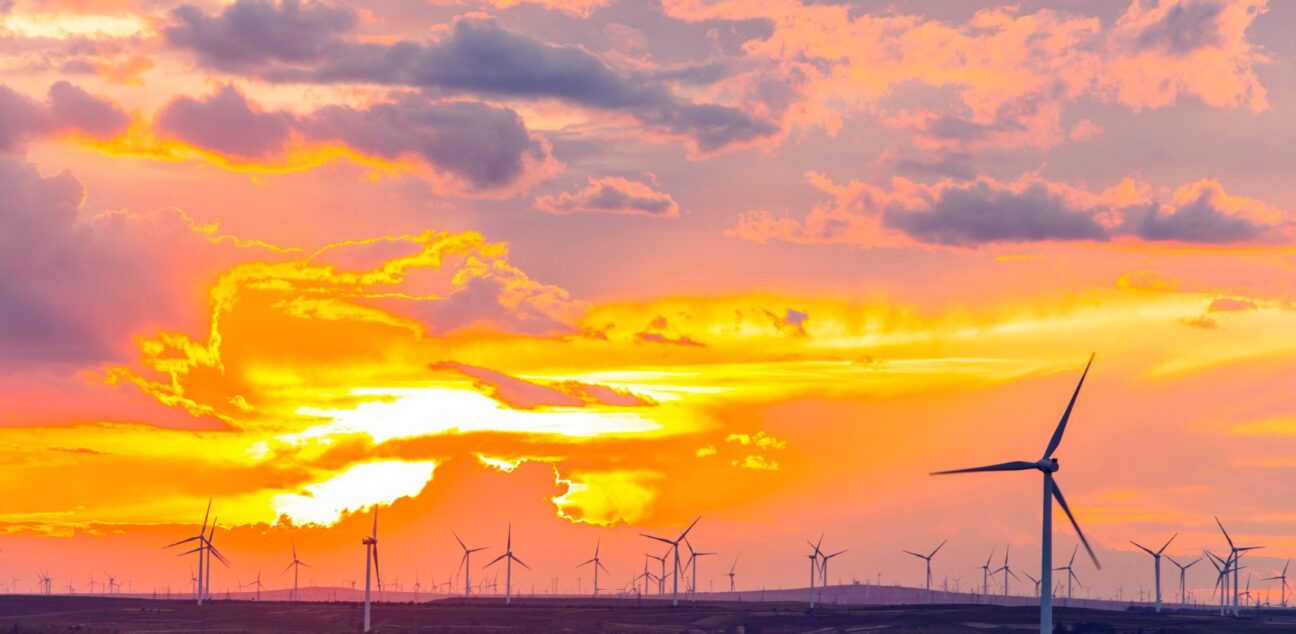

{"left": 1, "top": 12, "right": 150, "bottom": 39}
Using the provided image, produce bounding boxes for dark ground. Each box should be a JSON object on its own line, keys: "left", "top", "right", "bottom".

{"left": 2, "top": 595, "right": 1295, "bottom": 633}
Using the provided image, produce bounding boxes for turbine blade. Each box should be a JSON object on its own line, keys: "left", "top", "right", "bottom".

{"left": 1052, "top": 480, "right": 1100, "bottom": 569}
{"left": 484, "top": 553, "right": 507, "bottom": 568}
{"left": 930, "top": 539, "right": 947, "bottom": 558}
{"left": 677, "top": 516, "right": 702, "bottom": 541}
{"left": 1215, "top": 516, "right": 1235, "bottom": 549}
{"left": 641, "top": 534, "right": 674, "bottom": 546}
{"left": 1130, "top": 541, "right": 1156, "bottom": 557}
{"left": 1157, "top": 533, "right": 1177, "bottom": 555}
{"left": 164, "top": 536, "right": 201, "bottom": 548}
{"left": 1042, "top": 353, "right": 1093, "bottom": 459}
{"left": 930, "top": 461, "right": 1037, "bottom": 475}
{"left": 372, "top": 544, "right": 381, "bottom": 590}
{"left": 511, "top": 554, "right": 531, "bottom": 570}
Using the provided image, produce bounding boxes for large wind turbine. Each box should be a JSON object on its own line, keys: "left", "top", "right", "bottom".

{"left": 1205, "top": 550, "right": 1229, "bottom": 616}
{"left": 361, "top": 508, "right": 381, "bottom": 633}
{"left": 1216, "top": 516, "right": 1262, "bottom": 617}
{"left": 484, "top": 523, "right": 529, "bottom": 605}
{"left": 640, "top": 516, "right": 701, "bottom": 607}
{"left": 902, "top": 539, "right": 946, "bottom": 604}
{"left": 932, "top": 355, "right": 1102, "bottom": 634}
{"left": 283, "top": 541, "right": 309, "bottom": 601}
{"left": 1130, "top": 533, "right": 1176, "bottom": 612}
{"left": 452, "top": 531, "right": 488, "bottom": 596}
{"left": 164, "top": 499, "right": 226, "bottom": 606}
{"left": 577, "top": 538, "right": 609, "bottom": 598}
{"left": 1264, "top": 558, "right": 1290, "bottom": 608}
{"left": 1165, "top": 555, "right": 1200, "bottom": 607}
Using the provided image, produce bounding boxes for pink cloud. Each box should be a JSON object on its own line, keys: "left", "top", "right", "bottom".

{"left": 535, "top": 176, "right": 680, "bottom": 218}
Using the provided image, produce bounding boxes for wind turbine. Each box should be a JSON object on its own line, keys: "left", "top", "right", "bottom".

{"left": 283, "top": 541, "right": 309, "bottom": 601}
{"left": 1053, "top": 545, "right": 1082, "bottom": 607}
{"left": 805, "top": 535, "right": 823, "bottom": 608}
{"left": 647, "top": 552, "right": 667, "bottom": 596}
{"left": 361, "top": 507, "right": 381, "bottom": 633}
{"left": 931, "top": 355, "right": 1102, "bottom": 634}
{"left": 1264, "top": 558, "right": 1290, "bottom": 608}
{"left": 979, "top": 547, "right": 996, "bottom": 601}
{"left": 1206, "top": 550, "right": 1230, "bottom": 616}
{"left": 902, "top": 539, "right": 946, "bottom": 604}
{"left": 728, "top": 558, "right": 738, "bottom": 593}
{"left": 37, "top": 571, "right": 52, "bottom": 595}
{"left": 640, "top": 516, "right": 701, "bottom": 607}
{"left": 683, "top": 539, "right": 715, "bottom": 603}
{"left": 994, "top": 545, "right": 1019, "bottom": 599}
{"left": 484, "top": 523, "right": 529, "bottom": 605}
{"left": 1216, "top": 516, "right": 1262, "bottom": 617}
{"left": 577, "top": 538, "right": 609, "bottom": 598}
{"left": 1024, "top": 571, "right": 1042, "bottom": 598}
{"left": 1166, "top": 555, "right": 1200, "bottom": 607}
{"left": 242, "top": 569, "right": 265, "bottom": 601}
{"left": 452, "top": 531, "right": 488, "bottom": 596}
{"left": 164, "top": 499, "right": 226, "bottom": 606}
{"left": 638, "top": 554, "right": 658, "bottom": 597}
{"left": 1130, "top": 533, "right": 1176, "bottom": 612}
{"left": 820, "top": 548, "right": 846, "bottom": 592}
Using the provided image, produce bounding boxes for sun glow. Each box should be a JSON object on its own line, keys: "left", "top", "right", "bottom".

{"left": 271, "top": 460, "right": 437, "bottom": 526}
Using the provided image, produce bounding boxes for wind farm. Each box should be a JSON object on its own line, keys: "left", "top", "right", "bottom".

{"left": 4, "top": 0, "right": 1296, "bottom": 630}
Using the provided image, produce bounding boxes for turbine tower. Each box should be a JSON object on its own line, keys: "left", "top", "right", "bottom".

{"left": 577, "top": 538, "right": 609, "bottom": 599}
{"left": 932, "top": 354, "right": 1102, "bottom": 634}
{"left": 453, "top": 531, "right": 488, "bottom": 596}
{"left": 902, "top": 539, "right": 946, "bottom": 604}
{"left": 640, "top": 516, "right": 701, "bottom": 607}
{"left": 484, "top": 523, "right": 530, "bottom": 605}
{"left": 1130, "top": 533, "right": 1176, "bottom": 612}
{"left": 1264, "top": 558, "right": 1290, "bottom": 608}
{"left": 1165, "top": 555, "right": 1200, "bottom": 607}
{"left": 283, "top": 541, "right": 309, "bottom": 601}
{"left": 361, "top": 507, "right": 381, "bottom": 633}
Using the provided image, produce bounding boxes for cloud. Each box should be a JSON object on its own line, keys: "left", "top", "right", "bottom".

{"left": 147, "top": 85, "right": 555, "bottom": 191}
{"left": 1208, "top": 297, "right": 1257, "bottom": 312}
{"left": 165, "top": 8, "right": 778, "bottom": 154}
{"left": 535, "top": 176, "right": 679, "bottom": 218}
{"left": 0, "top": 158, "right": 278, "bottom": 364}
{"left": 165, "top": 0, "right": 356, "bottom": 72}
{"left": 430, "top": 361, "right": 654, "bottom": 410}
{"left": 156, "top": 85, "right": 293, "bottom": 159}
{"left": 0, "top": 81, "right": 128, "bottom": 152}
{"left": 731, "top": 172, "right": 1289, "bottom": 248}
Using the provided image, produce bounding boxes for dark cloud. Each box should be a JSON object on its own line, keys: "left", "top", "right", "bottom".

{"left": 301, "top": 98, "right": 548, "bottom": 190}
{"left": 156, "top": 85, "right": 294, "bottom": 158}
{"left": 535, "top": 176, "right": 679, "bottom": 217}
{"left": 0, "top": 82, "right": 128, "bottom": 152}
{"left": 1120, "top": 192, "right": 1269, "bottom": 243}
{"left": 165, "top": 0, "right": 356, "bottom": 72}
{"left": 884, "top": 181, "right": 1108, "bottom": 247}
{"left": 165, "top": 6, "right": 777, "bottom": 153}
{"left": 635, "top": 331, "right": 705, "bottom": 347}
{"left": 1135, "top": 0, "right": 1225, "bottom": 53}
{"left": 1208, "top": 298, "right": 1257, "bottom": 313}
{"left": 429, "top": 361, "right": 654, "bottom": 410}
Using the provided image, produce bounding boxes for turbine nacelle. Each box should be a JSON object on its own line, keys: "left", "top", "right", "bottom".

{"left": 1037, "top": 458, "right": 1059, "bottom": 472}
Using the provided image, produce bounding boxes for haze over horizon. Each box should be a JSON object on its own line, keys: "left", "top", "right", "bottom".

{"left": 1, "top": 0, "right": 1295, "bottom": 605}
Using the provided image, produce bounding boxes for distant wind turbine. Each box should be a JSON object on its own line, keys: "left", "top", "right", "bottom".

{"left": 1023, "top": 571, "right": 1041, "bottom": 598}
{"left": 1053, "top": 545, "right": 1082, "bottom": 607}
{"left": 164, "top": 499, "right": 226, "bottom": 606}
{"left": 242, "top": 568, "right": 265, "bottom": 601}
{"left": 1130, "top": 533, "right": 1176, "bottom": 612}
{"left": 361, "top": 507, "right": 381, "bottom": 633}
{"left": 484, "top": 523, "right": 530, "bottom": 605}
{"left": 805, "top": 535, "right": 823, "bottom": 608}
{"left": 452, "top": 531, "right": 488, "bottom": 596}
{"left": 820, "top": 548, "right": 846, "bottom": 592}
{"left": 683, "top": 539, "right": 715, "bottom": 603}
{"left": 979, "top": 547, "right": 996, "bottom": 601}
{"left": 1165, "top": 555, "right": 1200, "bottom": 607}
{"left": 283, "top": 541, "right": 310, "bottom": 601}
{"left": 902, "top": 539, "right": 946, "bottom": 604}
{"left": 577, "top": 538, "right": 609, "bottom": 599}
{"left": 647, "top": 552, "right": 667, "bottom": 596}
{"left": 932, "top": 354, "right": 1102, "bottom": 634}
{"left": 728, "top": 558, "right": 738, "bottom": 593}
{"left": 1264, "top": 558, "right": 1290, "bottom": 608}
{"left": 993, "top": 544, "right": 1019, "bottom": 599}
{"left": 640, "top": 516, "right": 701, "bottom": 607}
{"left": 1216, "top": 516, "right": 1261, "bottom": 617}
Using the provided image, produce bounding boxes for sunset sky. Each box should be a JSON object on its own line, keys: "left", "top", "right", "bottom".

{"left": 2, "top": 0, "right": 1295, "bottom": 602}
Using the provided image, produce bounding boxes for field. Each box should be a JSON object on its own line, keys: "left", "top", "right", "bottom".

{"left": 3, "top": 595, "right": 1296, "bottom": 633}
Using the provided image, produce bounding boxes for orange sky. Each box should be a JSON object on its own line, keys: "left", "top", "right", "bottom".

{"left": 1, "top": 0, "right": 1295, "bottom": 604}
